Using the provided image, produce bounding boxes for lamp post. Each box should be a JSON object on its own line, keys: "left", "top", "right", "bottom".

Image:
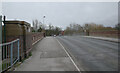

{"left": 43, "top": 16, "right": 45, "bottom": 25}
{"left": 43, "top": 16, "right": 46, "bottom": 37}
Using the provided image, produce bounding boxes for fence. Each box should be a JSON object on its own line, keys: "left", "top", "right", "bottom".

{"left": 0, "top": 39, "right": 19, "bottom": 72}
{"left": 2, "top": 32, "right": 44, "bottom": 61}
{"left": 0, "top": 16, "right": 2, "bottom": 73}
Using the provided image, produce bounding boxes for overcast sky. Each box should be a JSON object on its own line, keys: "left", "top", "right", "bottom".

{"left": 2, "top": 2, "right": 118, "bottom": 29}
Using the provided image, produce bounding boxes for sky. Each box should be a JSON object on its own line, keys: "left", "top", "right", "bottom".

{"left": 1, "top": 0, "right": 120, "bottom": 2}
{"left": 2, "top": 2, "right": 118, "bottom": 29}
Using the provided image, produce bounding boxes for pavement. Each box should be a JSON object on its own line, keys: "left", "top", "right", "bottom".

{"left": 82, "top": 36, "right": 119, "bottom": 43}
{"left": 57, "top": 36, "right": 118, "bottom": 71}
{"left": 15, "top": 37, "right": 78, "bottom": 71}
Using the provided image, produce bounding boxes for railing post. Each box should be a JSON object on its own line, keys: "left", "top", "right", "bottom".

{"left": 17, "top": 40, "right": 19, "bottom": 62}
{"left": 10, "top": 43, "right": 13, "bottom": 66}
{"left": 0, "top": 15, "right": 2, "bottom": 72}
{"left": 1, "top": 39, "right": 20, "bottom": 72}
{"left": 5, "top": 46, "right": 7, "bottom": 69}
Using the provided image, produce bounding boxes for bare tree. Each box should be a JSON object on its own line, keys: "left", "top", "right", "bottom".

{"left": 32, "top": 19, "right": 39, "bottom": 32}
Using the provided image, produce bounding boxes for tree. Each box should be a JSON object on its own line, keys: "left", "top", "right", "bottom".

{"left": 45, "top": 24, "right": 62, "bottom": 36}
{"left": 32, "top": 19, "right": 46, "bottom": 32}
{"left": 64, "top": 23, "right": 84, "bottom": 35}
{"left": 32, "top": 19, "right": 39, "bottom": 32}
{"left": 38, "top": 27, "right": 42, "bottom": 32}
{"left": 115, "top": 24, "right": 120, "bottom": 30}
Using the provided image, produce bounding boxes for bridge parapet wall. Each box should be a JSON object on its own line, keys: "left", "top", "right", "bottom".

{"left": 89, "top": 30, "right": 119, "bottom": 38}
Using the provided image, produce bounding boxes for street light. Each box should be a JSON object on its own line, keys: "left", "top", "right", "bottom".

{"left": 43, "top": 16, "right": 45, "bottom": 25}
{"left": 43, "top": 16, "right": 46, "bottom": 37}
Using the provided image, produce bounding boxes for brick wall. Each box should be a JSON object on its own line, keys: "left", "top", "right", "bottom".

{"left": 2, "top": 20, "right": 44, "bottom": 61}
{"left": 3, "top": 32, "right": 44, "bottom": 60}
{"left": 89, "top": 30, "right": 119, "bottom": 38}
{"left": 25, "top": 32, "right": 44, "bottom": 55}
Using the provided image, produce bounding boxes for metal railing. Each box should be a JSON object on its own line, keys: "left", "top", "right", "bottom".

{"left": 0, "top": 39, "right": 19, "bottom": 72}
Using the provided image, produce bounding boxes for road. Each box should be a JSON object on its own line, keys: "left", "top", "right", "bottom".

{"left": 57, "top": 36, "right": 118, "bottom": 71}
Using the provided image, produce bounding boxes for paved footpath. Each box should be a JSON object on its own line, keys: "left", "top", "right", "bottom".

{"left": 15, "top": 37, "right": 77, "bottom": 71}
{"left": 83, "top": 36, "right": 119, "bottom": 43}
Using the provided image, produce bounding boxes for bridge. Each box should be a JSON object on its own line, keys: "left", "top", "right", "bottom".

{"left": 0, "top": 18, "right": 119, "bottom": 73}
{"left": 1, "top": 36, "right": 118, "bottom": 72}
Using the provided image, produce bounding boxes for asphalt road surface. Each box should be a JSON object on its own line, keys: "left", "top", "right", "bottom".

{"left": 57, "top": 36, "right": 118, "bottom": 71}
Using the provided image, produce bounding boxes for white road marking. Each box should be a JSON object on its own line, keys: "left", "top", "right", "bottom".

{"left": 56, "top": 38, "right": 81, "bottom": 72}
